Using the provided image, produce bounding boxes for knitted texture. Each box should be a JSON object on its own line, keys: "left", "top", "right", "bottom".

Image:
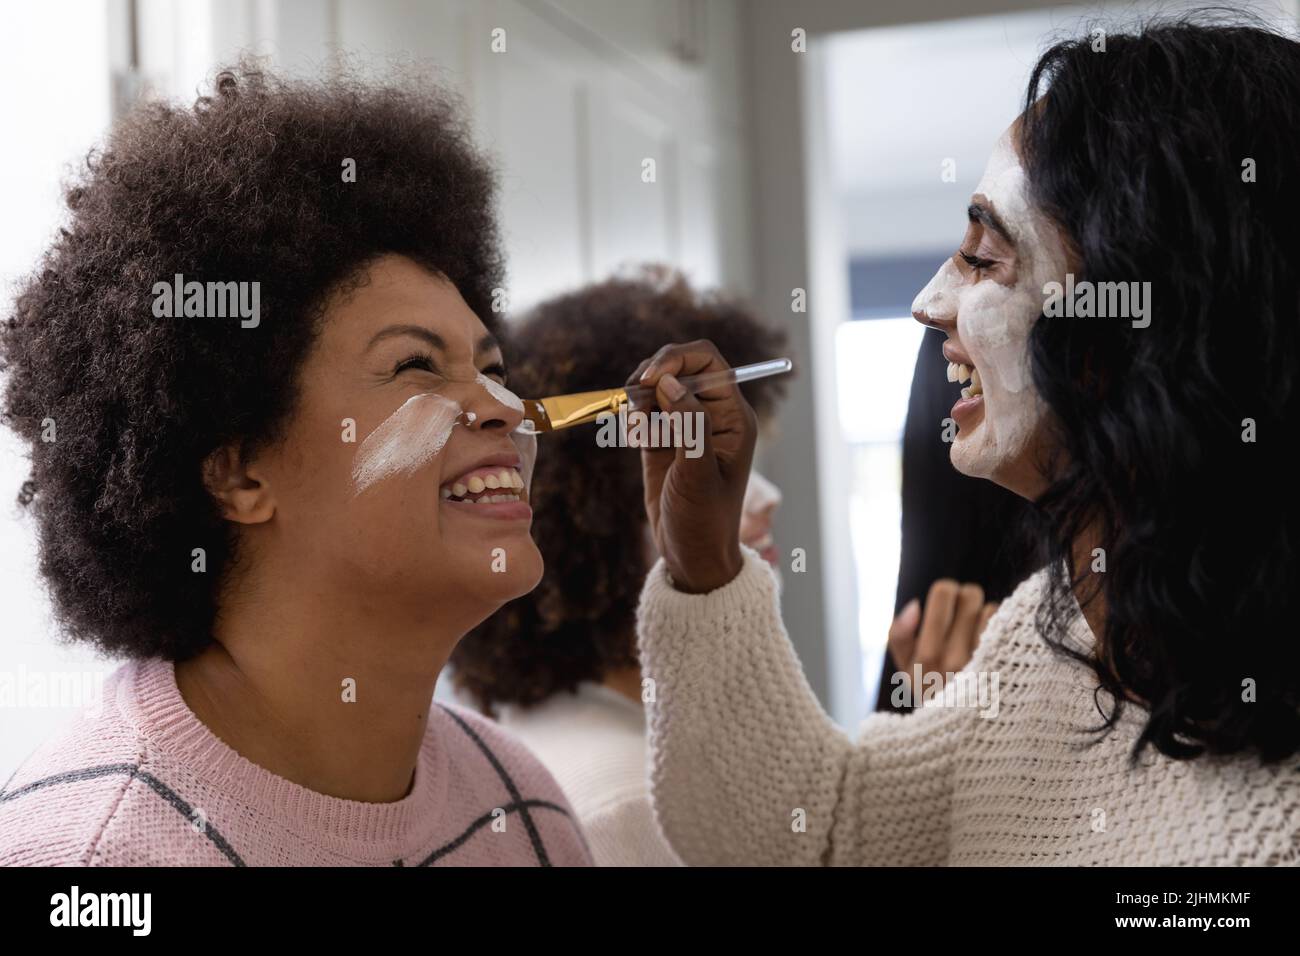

{"left": 498, "top": 682, "right": 683, "bottom": 866}
{"left": 0, "top": 658, "right": 592, "bottom": 866}
{"left": 635, "top": 547, "right": 1300, "bottom": 866}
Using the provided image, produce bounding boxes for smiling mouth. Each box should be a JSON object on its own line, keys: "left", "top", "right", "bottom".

{"left": 439, "top": 466, "right": 527, "bottom": 505}
{"left": 946, "top": 361, "right": 984, "bottom": 399}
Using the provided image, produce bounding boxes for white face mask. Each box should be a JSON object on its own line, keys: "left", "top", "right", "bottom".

{"left": 910, "top": 129, "right": 1070, "bottom": 480}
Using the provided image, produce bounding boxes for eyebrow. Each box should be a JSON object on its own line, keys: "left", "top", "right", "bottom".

{"left": 967, "top": 201, "right": 1015, "bottom": 245}
{"left": 365, "top": 324, "right": 501, "bottom": 358}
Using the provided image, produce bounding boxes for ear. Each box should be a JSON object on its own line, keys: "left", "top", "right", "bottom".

{"left": 202, "top": 444, "right": 275, "bottom": 524}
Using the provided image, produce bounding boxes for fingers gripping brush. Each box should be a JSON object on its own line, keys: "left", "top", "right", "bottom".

{"left": 514, "top": 358, "right": 793, "bottom": 435}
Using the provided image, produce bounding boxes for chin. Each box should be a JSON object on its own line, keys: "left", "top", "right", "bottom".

{"left": 461, "top": 542, "right": 544, "bottom": 604}
{"left": 949, "top": 432, "right": 1000, "bottom": 480}
{"left": 949, "top": 428, "right": 1044, "bottom": 499}
{"left": 511, "top": 549, "right": 545, "bottom": 596}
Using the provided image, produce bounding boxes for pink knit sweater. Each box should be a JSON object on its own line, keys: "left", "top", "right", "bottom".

{"left": 0, "top": 658, "right": 593, "bottom": 866}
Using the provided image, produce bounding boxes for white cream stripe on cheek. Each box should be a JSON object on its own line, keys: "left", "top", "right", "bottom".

{"left": 351, "top": 392, "right": 463, "bottom": 494}
{"left": 475, "top": 372, "right": 524, "bottom": 412}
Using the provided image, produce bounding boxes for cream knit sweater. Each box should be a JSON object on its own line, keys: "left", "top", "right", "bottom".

{"left": 635, "top": 547, "right": 1300, "bottom": 866}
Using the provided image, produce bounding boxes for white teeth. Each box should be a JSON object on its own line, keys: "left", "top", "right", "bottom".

{"left": 960, "top": 386, "right": 972, "bottom": 399}
{"left": 442, "top": 468, "right": 525, "bottom": 501}
{"left": 947, "top": 361, "right": 977, "bottom": 387}
{"left": 969, "top": 366, "right": 982, "bottom": 396}
{"left": 470, "top": 493, "right": 520, "bottom": 504}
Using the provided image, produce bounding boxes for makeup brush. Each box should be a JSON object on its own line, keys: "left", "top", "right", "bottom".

{"left": 515, "top": 357, "right": 793, "bottom": 435}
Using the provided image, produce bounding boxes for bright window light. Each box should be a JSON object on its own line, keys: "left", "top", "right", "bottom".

{"left": 0, "top": 0, "right": 117, "bottom": 780}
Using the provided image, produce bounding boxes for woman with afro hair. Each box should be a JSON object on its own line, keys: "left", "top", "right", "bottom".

{"left": 0, "top": 65, "right": 591, "bottom": 867}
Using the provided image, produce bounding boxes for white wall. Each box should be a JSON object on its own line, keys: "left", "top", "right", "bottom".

{"left": 134, "top": 0, "right": 755, "bottom": 309}
{"left": 0, "top": 1, "right": 117, "bottom": 782}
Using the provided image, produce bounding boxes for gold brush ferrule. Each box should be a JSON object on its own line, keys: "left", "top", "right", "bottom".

{"left": 539, "top": 387, "right": 630, "bottom": 430}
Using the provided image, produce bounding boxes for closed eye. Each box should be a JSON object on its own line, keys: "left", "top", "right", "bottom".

{"left": 959, "top": 250, "right": 998, "bottom": 271}
{"left": 393, "top": 352, "right": 440, "bottom": 376}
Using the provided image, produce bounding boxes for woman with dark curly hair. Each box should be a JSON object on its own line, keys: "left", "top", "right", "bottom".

{"left": 449, "top": 268, "right": 787, "bottom": 865}
{"left": 0, "top": 66, "right": 590, "bottom": 866}
{"left": 628, "top": 15, "right": 1300, "bottom": 865}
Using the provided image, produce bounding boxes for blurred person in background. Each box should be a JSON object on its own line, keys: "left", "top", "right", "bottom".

{"left": 450, "top": 268, "right": 789, "bottom": 865}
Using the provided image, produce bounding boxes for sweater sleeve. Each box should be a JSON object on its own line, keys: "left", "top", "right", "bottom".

{"left": 635, "top": 546, "right": 988, "bottom": 866}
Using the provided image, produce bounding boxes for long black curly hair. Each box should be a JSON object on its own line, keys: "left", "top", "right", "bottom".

{"left": 0, "top": 63, "right": 505, "bottom": 661}
{"left": 1019, "top": 13, "right": 1300, "bottom": 761}
{"left": 450, "top": 268, "right": 787, "bottom": 716}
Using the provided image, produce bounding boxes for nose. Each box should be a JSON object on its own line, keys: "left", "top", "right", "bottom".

{"left": 913, "top": 304, "right": 956, "bottom": 333}
{"left": 911, "top": 259, "right": 961, "bottom": 332}
{"left": 458, "top": 377, "right": 525, "bottom": 434}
